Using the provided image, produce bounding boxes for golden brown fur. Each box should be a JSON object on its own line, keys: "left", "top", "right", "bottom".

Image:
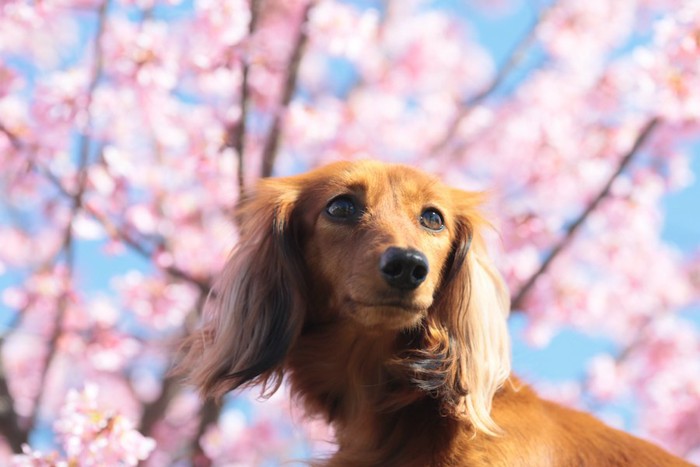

{"left": 177, "top": 161, "right": 691, "bottom": 466}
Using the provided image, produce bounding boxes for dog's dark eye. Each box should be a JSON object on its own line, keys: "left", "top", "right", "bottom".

{"left": 420, "top": 208, "right": 444, "bottom": 231}
{"left": 326, "top": 196, "right": 357, "bottom": 219}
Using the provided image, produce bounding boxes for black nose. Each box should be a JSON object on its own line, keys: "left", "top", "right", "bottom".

{"left": 379, "top": 247, "right": 429, "bottom": 290}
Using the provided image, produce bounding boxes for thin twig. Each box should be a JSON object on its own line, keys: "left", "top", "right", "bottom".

{"left": 234, "top": 0, "right": 260, "bottom": 195}
{"left": 138, "top": 374, "right": 181, "bottom": 436}
{"left": 0, "top": 338, "right": 27, "bottom": 452}
{"left": 91, "top": 207, "right": 212, "bottom": 293}
{"left": 431, "top": 2, "right": 556, "bottom": 156}
{"left": 510, "top": 118, "right": 661, "bottom": 310}
{"left": 28, "top": 0, "right": 110, "bottom": 433}
{"left": 222, "top": 0, "right": 261, "bottom": 197}
{"left": 35, "top": 163, "right": 211, "bottom": 294}
{"left": 139, "top": 294, "right": 209, "bottom": 452}
{"left": 260, "top": 1, "right": 315, "bottom": 178}
{"left": 189, "top": 399, "right": 220, "bottom": 464}
{"left": 0, "top": 122, "right": 22, "bottom": 151}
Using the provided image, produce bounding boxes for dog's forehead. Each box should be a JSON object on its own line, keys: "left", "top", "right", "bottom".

{"left": 312, "top": 161, "right": 449, "bottom": 204}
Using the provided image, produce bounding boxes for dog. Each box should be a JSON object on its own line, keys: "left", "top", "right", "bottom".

{"left": 178, "top": 160, "right": 691, "bottom": 466}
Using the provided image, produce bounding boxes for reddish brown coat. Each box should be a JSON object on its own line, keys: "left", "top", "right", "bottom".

{"left": 177, "top": 161, "right": 691, "bottom": 466}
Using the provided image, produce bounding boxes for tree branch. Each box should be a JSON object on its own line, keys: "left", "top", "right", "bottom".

{"left": 260, "top": 1, "right": 315, "bottom": 178}
{"left": 138, "top": 374, "right": 181, "bottom": 436}
{"left": 0, "top": 122, "right": 22, "bottom": 151}
{"left": 510, "top": 117, "right": 661, "bottom": 310}
{"left": 189, "top": 399, "right": 220, "bottom": 465}
{"left": 222, "top": 0, "right": 261, "bottom": 197}
{"left": 27, "top": 0, "right": 110, "bottom": 435}
{"left": 431, "top": 2, "right": 555, "bottom": 156}
{"left": 32, "top": 163, "right": 211, "bottom": 295}
{"left": 86, "top": 206, "right": 212, "bottom": 294}
{"left": 139, "top": 292, "right": 207, "bottom": 445}
{"left": 0, "top": 338, "right": 27, "bottom": 452}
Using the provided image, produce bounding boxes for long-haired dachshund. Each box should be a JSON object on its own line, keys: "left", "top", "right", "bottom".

{"left": 178, "top": 161, "right": 691, "bottom": 466}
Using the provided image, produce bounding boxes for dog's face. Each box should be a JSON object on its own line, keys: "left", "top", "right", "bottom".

{"left": 298, "top": 161, "right": 465, "bottom": 330}
{"left": 180, "top": 160, "right": 510, "bottom": 435}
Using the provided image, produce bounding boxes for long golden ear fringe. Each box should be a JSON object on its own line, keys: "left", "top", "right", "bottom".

{"left": 398, "top": 213, "right": 511, "bottom": 436}
{"left": 454, "top": 243, "right": 511, "bottom": 436}
{"left": 174, "top": 180, "right": 306, "bottom": 400}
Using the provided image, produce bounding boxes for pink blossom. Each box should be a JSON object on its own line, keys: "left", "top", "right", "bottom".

{"left": 586, "top": 354, "right": 628, "bottom": 401}
{"left": 113, "top": 272, "right": 200, "bottom": 330}
{"left": 537, "top": 0, "right": 636, "bottom": 71}
{"left": 308, "top": 1, "right": 379, "bottom": 59}
{"left": 12, "top": 385, "right": 155, "bottom": 466}
{"left": 102, "top": 17, "right": 180, "bottom": 90}
{"left": 631, "top": 4, "right": 700, "bottom": 121}
{"left": 0, "top": 0, "right": 699, "bottom": 464}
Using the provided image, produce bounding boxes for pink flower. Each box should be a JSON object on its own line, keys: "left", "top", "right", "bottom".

{"left": 11, "top": 384, "right": 156, "bottom": 466}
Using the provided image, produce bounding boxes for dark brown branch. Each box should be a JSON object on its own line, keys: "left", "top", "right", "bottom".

{"left": 139, "top": 375, "right": 181, "bottom": 436}
{"left": 431, "top": 2, "right": 555, "bottom": 156}
{"left": 141, "top": 380, "right": 220, "bottom": 465}
{"left": 34, "top": 165, "right": 212, "bottom": 456}
{"left": 0, "top": 123, "right": 22, "bottom": 151}
{"left": 189, "top": 399, "right": 221, "bottom": 464}
{"left": 222, "top": 0, "right": 261, "bottom": 197}
{"left": 0, "top": 285, "right": 53, "bottom": 449}
{"left": 139, "top": 291, "right": 207, "bottom": 441}
{"left": 33, "top": 163, "right": 211, "bottom": 295}
{"left": 234, "top": 0, "right": 260, "bottom": 194}
{"left": 0, "top": 338, "right": 27, "bottom": 452}
{"left": 260, "top": 1, "right": 314, "bottom": 178}
{"left": 86, "top": 206, "right": 212, "bottom": 294}
{"left": 27, "top": 251, "right": 76, "bottom": 434}
{"left": 28, "top": 163, "right": 83, "bottom": 435}
{"left": 28, "top": 0, "right": 110, "bottom": 435}
{"left": 510, "top": 118, "right": 661, "bottom": 311}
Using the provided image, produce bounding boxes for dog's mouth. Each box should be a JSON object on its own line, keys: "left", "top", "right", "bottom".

{"left": 343, "top": 296, "right": 430, "bottom": 330}
{"left": 348, "top": 299, "right": 426, "bottom": 312}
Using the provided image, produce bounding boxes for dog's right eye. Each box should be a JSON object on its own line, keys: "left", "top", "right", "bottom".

{"left": 326, "top": 196, "right": 357, "bottom": 220}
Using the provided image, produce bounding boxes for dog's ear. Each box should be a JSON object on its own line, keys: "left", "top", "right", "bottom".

{"left": 177, "top": 177, "right": 306, "bottom": 400}
{"left": 424, "top": 190, "right": 511, "bottom": 435}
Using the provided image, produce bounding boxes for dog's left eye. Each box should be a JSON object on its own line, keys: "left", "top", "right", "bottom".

{"left": 420, "top": 208, "right": 444, "bottom": 231}
{"left": 326, "top": 195, "right": 357, "bottom": 220}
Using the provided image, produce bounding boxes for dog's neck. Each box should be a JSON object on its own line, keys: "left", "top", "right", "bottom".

{"left": 288, "top": 319, "right": 462, "bottom": 465}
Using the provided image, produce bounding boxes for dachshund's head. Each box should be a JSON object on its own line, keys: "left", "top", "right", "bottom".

{"left": 302, "top": 161, "right": 472, "bottom": 331}
{"left": 178, "top": 161, "right": 511, "bottom": 435}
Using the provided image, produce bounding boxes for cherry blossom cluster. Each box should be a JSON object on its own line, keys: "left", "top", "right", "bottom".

{"left": 0, "top": 0, "right": 698, "bottom": 464}
{"left": 11, "top": 385, "right": 155, "bottom": 466}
